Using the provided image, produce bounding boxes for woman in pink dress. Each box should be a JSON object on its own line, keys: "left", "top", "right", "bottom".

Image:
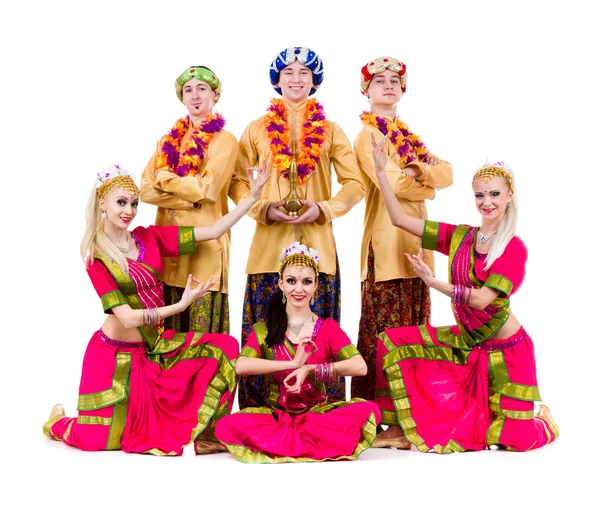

{"left": 370, "top": 134, "right": 559, "bottom": 452}
{"left": 43, "top": 163, "right": 269, "bottom": 456}
{"left": 215, "top": 242, "right": 380, "bottom": 463}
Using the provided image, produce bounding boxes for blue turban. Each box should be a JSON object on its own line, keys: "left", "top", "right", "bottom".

{"left": 269, "top": 47, "right": 324, "bottom": 96}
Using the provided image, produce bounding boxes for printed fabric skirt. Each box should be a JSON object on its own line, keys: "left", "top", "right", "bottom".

{"left": 352, "top": 243, "right": 431, "bottom": 402}
{"left": 375, "top": 325, "right": 559, "bottom": 452}
{"left": 215, "top": 399, "right": 380, "bottom": 463}
{"left": 165, "top": 285, "right": 230, "bottom": 334}
{"left": 238, "top": 260, "right": 343, "bottom": 409}
{"left": 43, "top": 328, "right": 238, "bottom": 455}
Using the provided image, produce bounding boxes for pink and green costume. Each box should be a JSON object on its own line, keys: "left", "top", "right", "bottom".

{"left": 215, "top": 318, "right": 380, "bottom": 462}
{"left": 375, "top": 222, "right": 558, "bottom": 452}
{"left": 43, "top": 226, "right": 238, "bottom": 456}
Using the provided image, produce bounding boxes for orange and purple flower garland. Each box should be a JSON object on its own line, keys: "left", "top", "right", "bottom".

{"left": 265, "top": 99, "right": 326, "bottom": 183}
{"left": 156, "top": 114, "right": 225, "bottom": 177}
{"left": 360, "top": 112, "right": 430, "bottom": 166}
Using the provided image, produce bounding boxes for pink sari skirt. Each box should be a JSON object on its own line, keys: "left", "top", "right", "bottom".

{"left": 215, "top": 399, "right": 380, "bottom": 463}
{"left": 375, "top": 325, "right": 558, "bottom": 452}
{"left": 44, "top": 329, "right": 238, "bottom": 456}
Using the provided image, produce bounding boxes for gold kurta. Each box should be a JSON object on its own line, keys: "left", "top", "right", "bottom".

{"left": 354, "top": 119, "right": 453, "bottom": 282}
{"left": 140, "top": 127, "right": 239, "bottom": 293}
{"left": 229, "top": 99, "right": 364, "bottom": 275}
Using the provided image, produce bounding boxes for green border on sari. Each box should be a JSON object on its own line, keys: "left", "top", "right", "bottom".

{"left": 337, "top": 344, "right": 360, "bottom": 361}
{"left": 484, "top": 274, "right": 513, "bottom": 296}
{"left": 72, "top": 352, "right": 132, "bottom": 450}
{"left": 178, "top": 226, "right": 195, "bottom": 256}
{"left": 100, "top": 290, "right": 128, "bottom": 312}
{"left": 489, "top": 350, "right": 541, "bottom": 401}
{"left": 77, "top": 352, "right": 132, "bottom": 410}
{"left": 220, "top": 400, "right": 378, "bottom": 463}
{"left": 422, "top": 220, "right": 440, "bottom": 251}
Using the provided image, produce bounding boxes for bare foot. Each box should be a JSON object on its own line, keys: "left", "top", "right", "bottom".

{"left": 194, "top": 440, "right": 227, "bottom": 455}
{"left": 373, "top": 426, "right": 411, "bottom": 449}
{"left": 377, "top": 426, "right": 404, "bottom": 439}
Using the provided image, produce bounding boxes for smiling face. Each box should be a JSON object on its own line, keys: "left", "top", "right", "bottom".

{"left": 473, "top": 176, "right": 512, "bottom": 226}
{"left": 181, "top": 77, "right": 217, "bottom": 120}
{"left": 277, "top": 61, "right": 314, "bottom": 103}
{"left": 278, "top": 264, "right": 317, "bottom": 308}
{"left": 99, "top": 187, "right": 139, "bottom": 230}
{"left": 367, "top": 69, "right": 403, "bottom": 108}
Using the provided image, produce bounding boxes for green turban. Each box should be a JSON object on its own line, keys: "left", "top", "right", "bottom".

{"left": 175, "top": 66, "right": 221, "bottom": 103}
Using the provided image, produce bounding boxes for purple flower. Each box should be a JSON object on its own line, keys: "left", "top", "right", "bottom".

{"left": 202, "top": 116, "right": 226, "bottom": 133}
{"left": 267, "top": 122, "right": 285, "bottom": 133}
{"left": 297, "top": 163, "right": 311, "bottom": 177}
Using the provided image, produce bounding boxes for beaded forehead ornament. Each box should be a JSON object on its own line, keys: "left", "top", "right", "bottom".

{"left": 279, "top": 242, "right": 320, "bottom": 277}
{"left": 96, "top": 165, "right": 139, "bottom": 200}
{"left": 472, "top": 161, "right": 515, "bottom": 193}
{"left": 175, "top": 66, "right": 221, "bottom": 103}
{"left": 360, "top": 56, "right": 407, "bottom": 94}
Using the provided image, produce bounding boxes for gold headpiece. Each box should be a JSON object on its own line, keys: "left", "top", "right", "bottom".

{"left": 472, "top": 162, "right": 514, "bottom": 193}
{"left": 279, "top": 242, "right": 320, "bottom": 277}
{"left": 96, "top": 165, "right": 140, "bottom": 200}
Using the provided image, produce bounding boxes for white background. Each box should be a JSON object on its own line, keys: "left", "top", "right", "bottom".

{"left": 2, "top": 0, "right": 598, "bottom": 515}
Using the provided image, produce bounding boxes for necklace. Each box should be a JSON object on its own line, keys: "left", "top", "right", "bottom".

{"left": 287, "top": 312, "right": 313, "bottom": 337}
{"left": 265, "top": 98, "right": 326, "bottom": 183}
{"left": 477, "top": 229, "right": 496, "bottom": 247}
{"left": 155, "top": 114, "right": 225, "bottom": 177}
{"left": 115, "top": 233, "right": 131, "bottom": 254}
{"left": 360, "top": 112, "right": 430, "bottom": 167}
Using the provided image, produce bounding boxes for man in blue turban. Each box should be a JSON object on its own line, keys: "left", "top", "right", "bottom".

{"left": 229, "top": 47, "right": 365, "bottom": 410}
{"left": 269, "top": 47, "right": 324, "bottom": 96}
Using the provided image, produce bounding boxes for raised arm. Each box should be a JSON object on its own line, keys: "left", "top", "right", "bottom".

{"left": 193, "top": 164, "right": 271, "bottom": 242}
{"left": 372, "top": 133, "right": 425, "bottom": 237}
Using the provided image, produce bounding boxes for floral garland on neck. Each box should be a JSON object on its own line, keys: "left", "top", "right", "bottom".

{"left": 155, "top": 114, "right": 225, "bottom": 177}
{"left": 265, "top": 98, "right": 326, "bottom": 183}
{"left": 360, "top": 112, "right": 430, "bottom": 167}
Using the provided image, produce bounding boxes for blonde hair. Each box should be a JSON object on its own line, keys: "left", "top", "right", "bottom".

{"left": 80, "top": 181, "right": 130, "bottom": 273}
{"left": 472, "top": 165, "right": 518, "bottom": 271}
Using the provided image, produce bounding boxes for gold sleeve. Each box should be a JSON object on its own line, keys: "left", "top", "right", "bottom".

{"left": 317, "top": 123, "right": 365, "bottom": 223}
